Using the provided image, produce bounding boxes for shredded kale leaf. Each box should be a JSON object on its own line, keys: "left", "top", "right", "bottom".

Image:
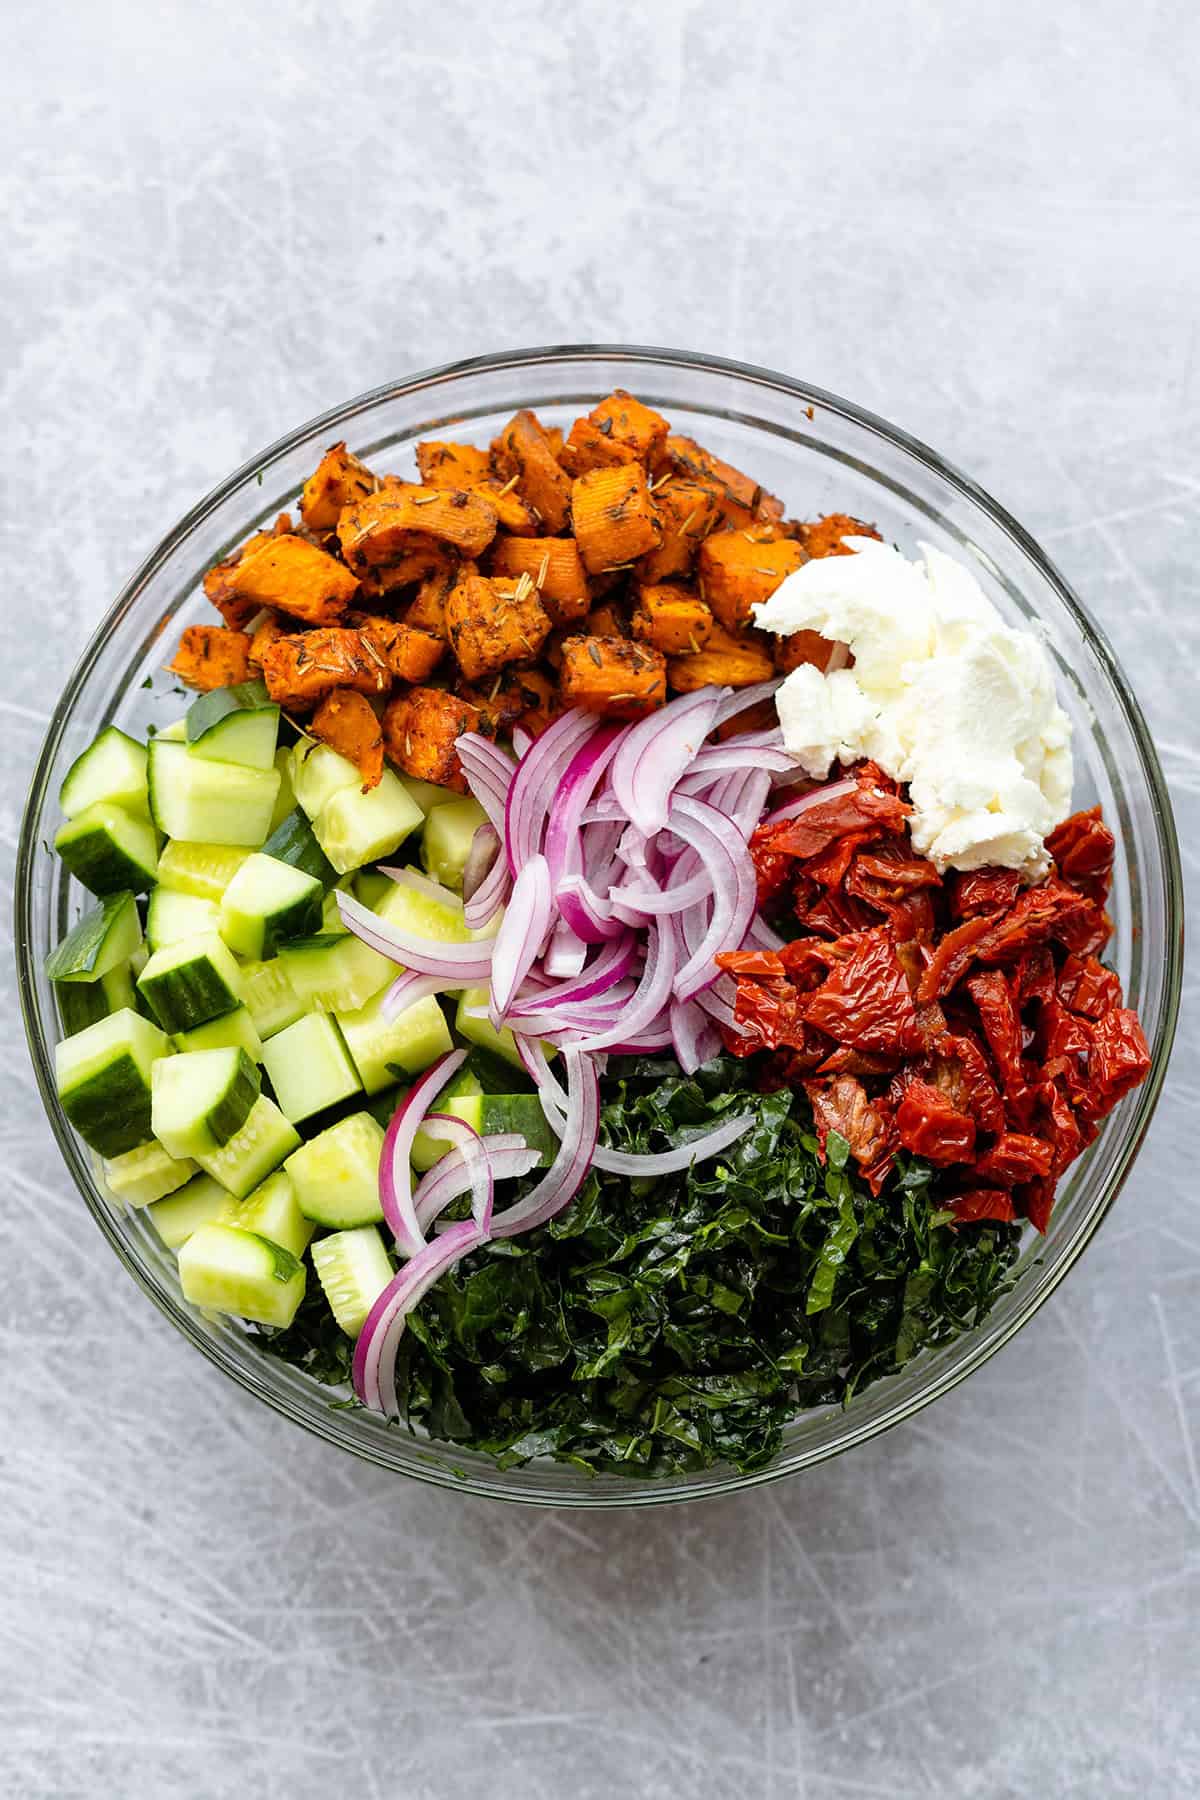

{"left": 263, "top": 1054, "right": 1021, "bottom": 1478}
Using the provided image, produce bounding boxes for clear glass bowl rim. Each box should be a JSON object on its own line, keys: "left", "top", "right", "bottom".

{"left": 14, "top": 342, "right": 1184, "bottom": 1508}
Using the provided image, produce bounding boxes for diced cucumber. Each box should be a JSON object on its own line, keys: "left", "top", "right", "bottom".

{"left": 285, "top": 1111, "right": 385, "bottom": 1228}
{"left": 261, "top": 806, "right": 337, "bottom": 888}
{"left": 156, "top": 839, "right": 251, "bottom": 901}
{"left": 59, "top": 726, "right": 149, "bottom": 821}
{"left": 45, "top": 890, "right": 142, "bottom": 982}
{"left": 311, "top": 1226, "right": 394, "bottom": 1337}
{"left": 194, "top": 1095, "right": 301, "bottom": 1199}
{"left": 157, "top": 719, "right": 187, "bottom": 742}
{"left": 455, "top": 986, "right": 525, "bottom": 1070}
{"left": 279, "top": 932, "right": 393, "bottom": 1014}
{"left": 447, "top": 1093, "right": 558, "bottom": 1166}
{"left": 178, "top": 1223, "right": 305, "bottom": 1328}
{"left": 147, "top": 739, "right": 280, "bottom": 847}
{"left": 137, "top": 932, "right": 245, "bottom": 1033}
{"left": 375, "top": 868, "right": 471, "bottom": 940}
{"left": 399, "top": 774, "right": 458, "bottom": 815}
{"left": 54, "top": 1007, "right": 172, "bottom": 1157}
{"left": 218, "top": 853, "right": 323, "bottom": 958}
{"left": 268, "top": 746, "right": 296, "bottom": 833}
{"left": 411, "top": 1067, "right": 483, "bottom": 1172}
{"left": 313, "top": 769, "right": 424, "bottom": 876}
{"left": 239, "top": 958, "right": 305, "bottom": 1040}
{"left": 151, "top": 1047, "right": 261, "bottom": 1159}
{"left": 55, "top": 803, "right": 158, "bottom": 896}
{"left": 320, "top": 888, "right": 347, "bottom": 933}
{"left": 103, "top": 1139, "right": 196, "bottom": 1207}
{"left": 175, "top": 1005, "right": 264, "bottom": 1062}
{"left": 261, "top": 1013, "right": 362, "bottom": 1123}
{"left": 422, "top": 797, "right": 489, "bottom": 891}
{"left": 146, "top": 888, "right": 220, "bottom": 951}
{"left": 147, "top": 1173, "right": 236, "bottom": 1249}
{"left": 230, "top": 1170, "right": 314, "bottom": 1258}
{"left": 289, "top": 741, "right": 359, "bottom": 819}
{"left": 336, "top": 991, "right": 453, "bottom": 1096}
{"left": 185, "top": 680, "right": 279, "bottom": 770}
{"left": 353, "top": 869, "right": 391, "bottom": 909}
{"left": 56, "top": 962, "right": 137, "bottom": 1036}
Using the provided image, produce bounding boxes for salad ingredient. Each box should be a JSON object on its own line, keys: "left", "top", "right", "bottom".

{"left": 231, "top": 1171, "right": 315, "bottom": 1259}
{"left": 260, "top": 625, "right": 392, "bottom": 708}
{"left": 147, "top": 739, "right": 281, "bottom": 846}
{"left": 300, "top": 440, "right": 376, "bottom": 532}
{"left": 59, "top": 725, "right": 149, "bottom": 820}
{"left": 311, "top": 1225, "right": 395, "bottom": 1338}
{"left": 219, "top": 534, "right": 359, "bottom": 627}
{"left": 136, "top": 931, "right": 245, "bottom": 1034}
{"left": 338, "top": 484, "right": 499, "bottom": 574}
{"left": 239, "top": 956, "right": 304, "bottom": 1040}
{"left": 559, "top": 636, "right": 667, "bottom": 717}
{"left": 55, "top": 1007, "right": 171, "bottom": 1158}
{"left": 193, "top": 1094, "right": 299, "bottom": 1198}
{"left": 167, "top": 625, "right": 252, "bottom": 691}
{"left": 54, "top": 801, "right": 159, "bottom": 896}
{"left": 175, "top": 1005, "right": 265, "bottom": 1062}
{"left": 310, "top": 766, "right": 424, "bottom": 874}
{"left": 336, "top": 990, "right": 453, "bottom": 1094}
{"left": 308, "top": 689, "right": 385, "bottom": 789}
{"left": 146, "top": 888, "right": 221, "bottom": 951}
{"left": 217, "top": 853, "right": 323, "bottom": 958}
{"left": 631, "top": 582, "right": 714, "bottom": 656}
{"left": 260, "top": 1013, "right": 362, "bottom": 1122}
{"left": 102, "top": 1139, "right": 196, "bottom": 1209}
{"left": 491, "top": 410, "right": 571, "bottom": 533}
{"left": 150, "top": 1046, "right": 260, "bottom": 1159}
{"left": 757, "top": 538, "right": 1074, "bottom": 876}
{"left": 570, "top": 463, "right": 663, "bottom": 572}
{"left": 698, "top": 533, "right": 806, "bottom": 632}
{"left": 156, "top": 839, "right": 251, "bottom": 900}
{"left": 382, "top": 686, "right": 481, "bottom": 790}
{"left": 185, "top": 680, "right": 281, "bottom": 770}
{"left": 667, "top": 621, "right": 775, "bottom": 691}
{"left": 285, "top": 1111, "right": 386, "bottom": 1228}
{"left": 148, "top": 1175, "right": 236, "bottom": 1249}
{"left": 45, "top": 889, "right": 142, "bottom": 983}
{"left": 178, "top": 1223, "right": 305, "bottom": 1329}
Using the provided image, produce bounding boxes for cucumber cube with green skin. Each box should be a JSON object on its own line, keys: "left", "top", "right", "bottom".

{"left": 178, "top": 1223, "right": 305, "bottom": 1328}
{"left": 59, "top": 726, "right": 150, "bottom": 821}
{"left": 285, "top": 1111, "right": 385, "bottom": 1228}
{"left": 147, "top": 1174, "right": 236, "bottom": 1249}
{"left": 194, "top": 1095, "right": 301, "bottom": 1199}
{"left": 218, "top": 852, "right": 323, "bottom": 958}
{"left": 175, "top": 1005, "right": 264, "bottom": 1062}
{"left": 151, "top": 1047, "right": 261, "bottom": 1159}
{"left": 157, "top": 719, "right": 188, "bottom": 741}
{"left": 289, "top": 741, "right": 359, "bottom": 820}
{"left": 230, "top": 1170, "right": 314, "bottom": 1258}
{"left": 185, "top": 680, "right": 280, "bottom": 770}
{"left": 55, "top": 1007, "right": 172, "bottom": 1158}
{"left": 56, "top": 962, "right": 137, "bottom": 1036}
{"left": 421, "top": 797, "right": 489, "bottom": 891}
{"left": 55, "top": 802, "right": 159, "bottom": 896}
{"left": 262, "top": 806, "right": 337, "bottom": 889}
{"left": 239, "top": 958, "right": 305, "bottom": 1040}
{"left": 147, "top": 739, "right": 281, "bottom": 847}
{"left": 155, "top": 840, "right": 251, "bottom": 901}
{"left": 311, "top": 1226, "right": 394, "bottom": 1337}
{"left": 374, "top": 867, "right": 471, "bottom": 939}
{"left": 102, "top": 1139, "right": 196, "bottom": 1208}
{"left": 261, "top": 1013, "right": 362, "bottom": 1123}
{"left": 337, "top": 991, "right": 453, "bottom": 1095}
{"left": 313, "top": 769, "right": 425, "bottom": 876}
{"left": 398, "top": 774, "right": 460, "bottom": 816}
{"left": 45, "top": 890, "right": 142, "bottom": 983}
{"left": 268, "top": 746, "right": 296, "bottom": 833}
{"left": 146, "top": 888, "right": 221, "bottom": 952}
{"left": 137, "top": 932, "right": 245, "bottom": 1034}
{"left": 280, "top": 932, "right": 393, "bottom": 1014}
{"left": 455, "top": 986, "right": 525, "bottom": 1071}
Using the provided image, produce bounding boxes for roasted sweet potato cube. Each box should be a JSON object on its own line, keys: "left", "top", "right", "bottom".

{"left": 667, "top": 621, "right": 774, "bottom": 692}
{"left": 300, "top": 442, "right": 377, "bottom": 533}
{"left": 415, "top": 440, "right": 492, "bottom": 488}
{"left": 589, "top": 389, "right": 670, "bottom": 463}
{"left": 584, "top": 602, "right": 629, "bottom": 639}
{"left": 506, "top": 666, "right": 561, "bottom": 737}
{"left": 167, "top": 626, "right": 252, "bottom": 692}
{"left": 383, "top": 686, "right": 481, "bottom": 791}
{"left": 773, "top": 628, "right": 842, "bottom": 675}
{"left": 202, "top": 532, "right": 275, "bottom": 628}
{"left": 631, "top": 583, "right": 714, "bottom": 656}
{"left": 338, "top": 485, "right": 498, "bottom": 572}
{"left": 664, "top": 435, "right": 784, "bottom": 528}
{"left": 798, "top": 513, "right": 882, "bottom": 558}
{"left": 353, "top": 614, "right": 445, "bottom": 683}
{"left": 571, "top": 464, "right": 663, "bottom": 574}
{"left": 224, "top": 534, "right": 360, "bottom": 626}
{"left": 559, "top": 636, "right": 667, "bottom": 719}
{"left": 404, "top": 563, "right": 458, "bottom": 638}
{"left": 490, "top": 410, "right": 571, "bottom": 533}
{"left": 473, "top": 477, "right": 539, "bottom": 536}
{"left": 635, "top": 477, "right": 720, "bottom": 583}
{"left": 489, "top": 535, "right": 590, "bottom": 625}
{"left": 558, "top": 416, "right": 641, "bottom": 479}
{"left": 310, "top": 689, "right": 385, "bottom": 790}
{"left": 697, "top": 534, "right": 805, "bottom": 632}
{"left": 357, "top": 540, "right": 454, "bottom": 598}
{"left": 247, "top": 611, "right": 285, "bottom": 673}
{"left": 444, "top": 573, "right": 552, "bottom": 683}
{"left": 260, "top": 628, "right": 392, "bottom": 709}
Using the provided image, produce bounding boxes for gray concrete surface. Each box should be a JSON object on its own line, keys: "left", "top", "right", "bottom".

{"left": 3, "top": 2, "right": 1197, "bottom": 1795}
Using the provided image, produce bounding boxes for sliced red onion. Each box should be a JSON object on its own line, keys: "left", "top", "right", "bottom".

{"left": 337, "top": 889, "right": 494, "bottom": 983}
{"left": 456, "top": 733, "right": 514, "bottom": 834}
{"left": 713, "top": 679, "right": 781, "bottom": 725}
{"left": 380, "top": 968, "right": 456, "bottom": 1022}
{"left": 543, "top": 917, "right": 588, "bottom": 977}
{"left": 670, "top": 996, "right": 721, "bottom": 1074}
{"left": 511, "top": 725, "right": 533, "bottom": 759}
{"left": 557, "top": 872, "right": 624, "bottom": 944}
{"left": 528, "top": 1044, "right": 754, "bottom": 1173}
{"left": 462, "top": 823, "right": 501, "bottom": 902}
{"left": 491, "top": 1051, "right": 600, "bottom": 1239}
{"left": 378, "top": 1049, "right": 467, "bottom": 1256}
{"left": 692, "top": 971, "right": 738, "bottom": 1029}
{"left": 573, "top": 919, "right": 678, "bottom": 1054}
{"left": 543, "top": 723, "right": 625, "bottom": 886}
{"left": 610, "top": 687, "right": 724, "bottom": 836}
{"left": 377, "top": 865, "right": 463, "bottom": 913}
{"left": 411, "top": 1113, "right": 492, "bottom": 1230}
{"left": 504, "top": 709, "right": 598, "bottom": 875}
{"left": 354, "top": 1217, "right": 486, "bottom": 1416}
{"left": 463, "top": 846, "right": 511, "bottom": 932}
{"left": 610, "top": 866, "right": 713, "bottom": 919}
{"left": 762, "top": 775, "right": 857, "bottom": 830}
{"left": 666, "top": 794, "right": 758, "bottom": 1001}
{"left": 413, "top": 1125, "right": 539, "bottom": 1231}
{"left": 489, "top": 853, "right": 552, "bottom": 1023}
{"left": 684, "top": 744, "right": 797, "bottom": 777}
{"left": 598, "top": 1021, "right": 677, "bottom": 1052}
{"left": 507, "top": 931, "right": 639, "bottom": 1017}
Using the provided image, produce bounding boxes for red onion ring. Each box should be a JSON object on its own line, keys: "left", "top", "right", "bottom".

{"left": 378, "top": 1049, "right": 467, "bottom": 1256}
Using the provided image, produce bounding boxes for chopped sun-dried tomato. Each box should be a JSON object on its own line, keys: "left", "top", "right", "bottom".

{"left": 1010, "top": 944, "right": 1057, "bottom": 1007}
{"left": 948, "top": 867, "right": 1022, "bottom": 919}
{"left": 777, "top": 936, "right": 838, "bottom": 988}
{"left": 932, "top": 1031, "right": 1007, "bottom": 1136}
{"left": 1018, "top": 1178, "right": 1055, "bottom": 1235}
{"left": 771, "top": 782, "right": 911, "bottom": 859}
{"left": 797, "top": 884, "right": 877, "bottom": 939}
{"left": 715, "top": 949, "right": 787, "bottom": 980}
{"left": 800, "top": 829, "right": 877, "bottom": 890}
{"left": 1038, "top": 999, "right": 1093, "bottom": 1104}
{"left": 975, "top": 1132, "right": 1055, "bottom": 1185}
{"left": 973, "top": 878, "right": 1093, "bottom": 965}
{"left": 895, "top": 1078, "right": 976, "bottom": 1165}
{"left": 805, "top": 1075, "right": 896, "bottom": 1191}
{"left": 1056, "top": 951, "right": 1123, "bottom": 1019}
{"left": 1086, "top": 1007, "right": 1152, "bottom": 1117}
{"left": 1046, "top": 806, "right": 1115, "bottom": 886}
{"left": 917, "top": 912, "right": 995, "bottom": 1001}
{"left": 1053, "top": 900, "right": 1113, "bottom": 958}
{"left": 966, "top": 969, "right": 1025, "bottom": 1099}
{"left": 802, "top": 928, "right": 925, "bottom": 1056}
{"left": 817, "top": 1046, "right": 899, "bottom": 1077}
{"left": 945, "top": 1189, "right": 1017, "bottom": 1224}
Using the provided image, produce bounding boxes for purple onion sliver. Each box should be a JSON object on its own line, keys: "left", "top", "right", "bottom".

{"left": 378, "top": 1048, "right": 468, "bottom": 1256}
{"left": 488, "top": 852, "right": 553, "bottom": 1022}
{"left": 610, "top": 686, "right": 723, "bottom": 837}
{"left": 462, "top": 823, "right": 501, "bottom": 903}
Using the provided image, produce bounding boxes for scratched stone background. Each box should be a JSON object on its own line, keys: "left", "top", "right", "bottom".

{"left": 2, "top": 2, "right": 1197, "bottom": 1796}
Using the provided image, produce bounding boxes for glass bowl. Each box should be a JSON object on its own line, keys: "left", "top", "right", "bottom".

{"left": 15, "top": 346, "right": 1183, "bottom": 1507}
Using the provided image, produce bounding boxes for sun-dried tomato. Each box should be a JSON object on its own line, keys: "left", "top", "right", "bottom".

{"left": 852, "top": 839, "right": 942, "bottom": 893}
{"left": 761, "top": 1031, "right": 838, "bottom": 1081}
{"left": 945, "top": 1189, "right": 1017, "bottom": 1224}
{"left": 975, "top": 1132, "right": 1055, "bottom": 1185}
{"left": 1047, "top": 806, "right": 1115, "bottom": 887}
{"left": 895, "top": 1078, "right": 976, "bottom": 1165}
{"left": 948, "top": 867, "right": 1022, "bottom": 919}
{"left": 1086, "top": 1007, "right": 1152, "bottom": 1117}
{"left": 716, "top": 949, "right": 787, "bottom": 980}
{"left": 1053, "top": 900, "right": 1113, "bottom": 958}
{"left": 974, "top": 878, "right": 1093, "bottom": 964}
{"left": 803, "top": 928, "right": 925, "bottom": 1056}
{"left": 1057, "top": 952, "right": 1123, "bottom": 1019}
{"left": 796, "top": 884, "right": 876, "bottom": 939}
{"left": 801, "top": 830, "right": 877, "bottom": 889}
{"left": 805, "top": 1074, "right": 896, "bottom": 1190}
{"left": 772, "top": 783, "right": 911, "bottom": 859}
{"left": 749, "top": 832, "right": 796, "bottom": 909}
{"left": 1039, "top": 998, "right": 1093, "bottom": 1086}
{"left": 817, "top": 1046, "right": 899, "bottom": 1077}
{"left": 729, "top": 973, "right": 805, "bottom": 1052}
{"left": 966, "top": 969, "right": 1025, "bottom": 1098}
{"left": 1010, "top": 944, "right": 1057, "bottom": 1007}
{"left": 1036, "top": 1077, "right": 1093, "bottom": 1178}
{"left": 1017, "top": 1177, "right": 1055, "bottom": 1234}
{"left": 917, "top": 911, "right": 995, "bottom": 1001}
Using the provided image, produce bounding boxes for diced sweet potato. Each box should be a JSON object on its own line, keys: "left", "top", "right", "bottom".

{"left": 404, "top": 563, "right": 459, "bottom": 638}
{"left": 571, "top": 464, "right": 663, "bottom": 573}
{"left": 473, "top": 477, "right": 539, "bottom": 537}
{"left": 667, "top": 620, "right": 774, "bottom": 692}
{"left": 631, "top": 583, "right": 714, "bottom": 656}
{"left": 309, "top": 689, "right": 385, "bottom": 790}
{"left": 489, "top": 535, "right": 590, "bottom": 625}
{"left": 558, "top": 417, "right": 640, "bottom": 478}
{"left": 636, "top": 477, "right": 720, "bottom": 583}
{"left": 300, "top": 442, "right": 377, "bottom": 533}
{"left": 490, "top": 410, "right": 571, "bottom": 533}
{"left": 544, "top": 424, "right": 564, "bottom": 458}
{"left": 559, "top": 636, "right": 667, "bottom": 719}
{"left": 585, "top": 602, "right": 629, "bottom": 639}
{"left": 773, "top": 628, "right": 842, "bottom": 675}
{"left": 167, "top": 626, "right": 252, "bottom": 692}
{"left": 260, "top": 628, "right": 392, "bottom": 709}
{"left": 458, "top": 666, "right": 561, "bottom": 739}
{"left": 357, "top": 540, "right": 453, "bottom": 597}
{"left": 247, "top": 611, "right": 285, "bottom": 673}
{"left": 664, "top": 434, "right": 784, "bottom": 528}
{"left": 382, "top": 686, "right": 481, "bottom": 791}
{"left": 353, "top": 614, "right": 445, "bottom": 683}
{"left": 506, "top": 666, "right": 561, "bottom": 737}
{"left": 338, "top": 485, "right": 498, "bottom": 572}
{"left": 203, "top": 532, "right": 275, "bottom": 628}
{"left": 415, "top": 441, "right": 492, "bottom": 488}
{"left": 798, "top": 513, "right": 882, "bottom": 558}
{"left": 697, "top": 534, "right": 805, "bottom": 632}
{"left": 589, "top": 390, "right": 670, "bottom": 464}
{"left": 444, "top": 573, "right": 552, "bottom": 683}
{"left": 224, "top": 534, "right": 360, "bottom": 626}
